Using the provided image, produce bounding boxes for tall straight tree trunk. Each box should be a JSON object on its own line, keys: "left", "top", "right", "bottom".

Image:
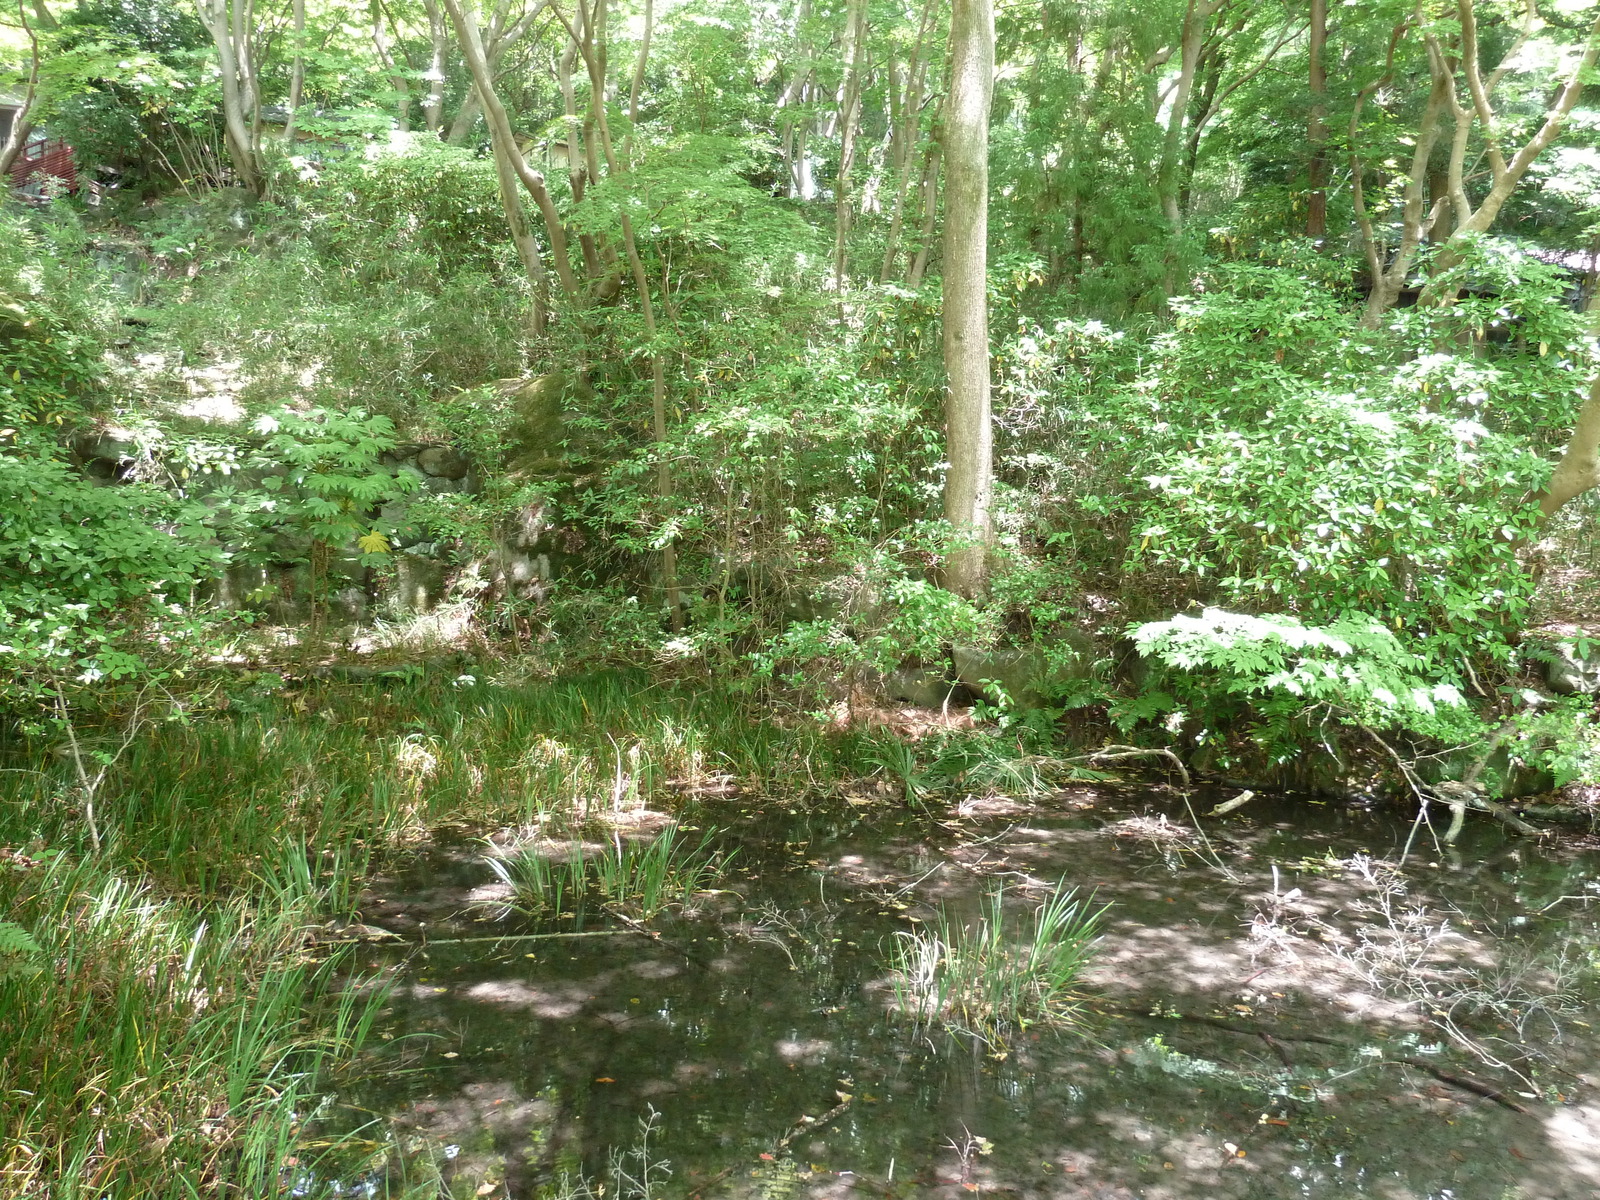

{"left": 1305, "top": 0, "right": 1327, "bottom": 238}
{"left": 282, "top": 0, "right": 305, "bottom": 143}
{"left": 941, "top": 0, "right": 992, "bottom": 598}
{"left": 906, "top": 133, "right": 939, "bottom": 288}
{"left": 832, "top": 0, "right": 867, "bottom": 291}
{"left": 422, "top": 0, "right": 448, "bottom": 132}
{"left": 879, "top": 0, "right": 937, "bottom": 282}
{"left": 1157, "top": 0, "right": 1212, "bottom": 231}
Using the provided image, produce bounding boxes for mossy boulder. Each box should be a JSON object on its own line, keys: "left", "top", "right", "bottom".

{"left": 501, "top": 370, "right": 590, "bottom": 478}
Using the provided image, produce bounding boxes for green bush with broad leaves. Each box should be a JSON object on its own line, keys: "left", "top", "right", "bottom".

{"left": 1120, "top": 608, "right": 1484, "bottom": 763}
{"left": 0, "top": 448, "right": 223, "bottom": 717}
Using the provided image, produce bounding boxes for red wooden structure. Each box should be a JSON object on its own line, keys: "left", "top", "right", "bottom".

{"left": 9, "top": 136, "right": 77, "bottom": 194}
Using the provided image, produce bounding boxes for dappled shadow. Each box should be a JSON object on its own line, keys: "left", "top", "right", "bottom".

{"left": 324, "top": 788, "right": 1600, "bottom": 1199}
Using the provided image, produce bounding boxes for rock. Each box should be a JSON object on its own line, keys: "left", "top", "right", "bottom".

{"left": 951, "top": 633, "right": 1094, "bottom": 709}
{"left": 883, "top": 665, "right": 960, "bottom": 709}
{"left": 502, "top": 370, "right": 587, "bottom": 477}
{"left": 1547, "top": 643, "right": 1600, "bottom": 695}
{"left": 417, "top": 445, "right": 470, "bottom": 479}
{"left": 71, "top": 428, "right": 142, "bottom": 480}
{"left": 418, "top": 473, "right": 467, "bottom": 496}
{"left": 392, "top": 553, "right": 447, "bottom": 613}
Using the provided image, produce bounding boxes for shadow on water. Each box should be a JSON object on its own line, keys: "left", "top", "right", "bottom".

{"left": 319, "top": 787, "right": 1600, "bottom": 1199}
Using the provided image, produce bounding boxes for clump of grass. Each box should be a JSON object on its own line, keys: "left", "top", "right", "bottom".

{"left": 488, "top": 824, "right": 730, "bottom": 920}
{"left": 890, "top": 883, "right": 1105, "bottom": 1041}
{"left": 0, "top": 856, "right": 381, "bottom": 1198}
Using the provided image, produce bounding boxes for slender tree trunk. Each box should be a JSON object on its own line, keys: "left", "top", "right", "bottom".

{"left": 1417, "top": 7, "right": 1600, "bottom": 306}
{"left": 282, "top": 0, "right": 306, "bottom": 143}
{"left": 1305, "top": 0, "right": 1327, "bottom": 238}
{"left": 446, "top": 91, "right": 481, "bottom": 143}
{"left": 1348, "top": 19, "right": 1409, "bottom": 303}
{"left": 422, "top": 0, "right": 448, "bottom": 133}
{"left": 1361, "top": 60, "right": 1448, "bottom": 327}
{"left": 1157, "top": 0, "right": 1212, "bottom": 231}
{"left": 880, "top": 0, "right": 937, "bottom": 282}
{"left": 442, "top": 0, "right": 582, "bottom": 318}
{"left": 1537, "top": 374, "right": 1600, "bottom": 521}
{"left": 832, "top": 0, "right": 866, "bottom": 291}
{"left": 941, "top": 0, "right": 992, "bottom": 598}
{"left": 906, "top": 133, "right": 940, "bottom": 288}
{"left": 0, "top": 1, "right": 40, "bottom": 181}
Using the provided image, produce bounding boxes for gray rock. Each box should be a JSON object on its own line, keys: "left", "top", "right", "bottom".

{"left": 952, "top": 633, "right": 1094, "bottom": 710}
{"left": 418, "top": 473, "right": 467, "bottom": 496}
{"left": 391, "top": 553, "right": 448, "bottom": 613}
{"left": 883, "top": 665, "right": 959, "bottom": 709}
{"left": 417, "top": 445, "right": 470, "bottom": 480}
{"left": 72, "top": 429, "right": 141, "bottom": 471}
{"left": 1547, "top": 643, "right": 1600, "bottom": 695}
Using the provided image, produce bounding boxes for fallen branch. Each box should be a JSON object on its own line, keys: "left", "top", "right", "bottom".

{"left": 1102, "top": 1004, "right": 1528, "bottom": 1113}
{"left": 1066, "top": 745, "right": 1191, "bottom": 788}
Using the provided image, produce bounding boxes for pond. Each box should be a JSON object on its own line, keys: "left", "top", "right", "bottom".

{"left": 318, "top": 785, "right": 1600, "bottom": 1199}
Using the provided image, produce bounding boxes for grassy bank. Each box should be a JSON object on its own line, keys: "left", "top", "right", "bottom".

{"left": 0, "top": 669, "right": 897, "bottom": 1198}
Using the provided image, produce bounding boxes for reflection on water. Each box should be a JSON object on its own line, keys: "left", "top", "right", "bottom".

{"left": 322, "top": 789, "right": 1600, "bottom": 1199}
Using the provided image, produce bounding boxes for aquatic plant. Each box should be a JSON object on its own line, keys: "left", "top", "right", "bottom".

{"left": 488, "top": 823, "right": 730, "bottom": 920}
{"left": 890, "top": 883, "right": 1105, "bottom": 1040}
{"left": 0, "top": 857, "right": 383, "bottom": 1198}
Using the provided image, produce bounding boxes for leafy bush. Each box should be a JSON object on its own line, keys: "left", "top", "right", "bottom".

{"left": 1132, "top": 388, "right": 1545, "bottom": 663}
{"left": 1122, "top": 608, "right": 1484, "bottom": 761}
{"left": 0, "top": 447, "right": 222, "bottom": 714}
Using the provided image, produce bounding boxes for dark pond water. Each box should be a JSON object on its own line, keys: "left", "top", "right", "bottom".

{"left": 320, "top": 787, "right": 1600, "bottom": 1199}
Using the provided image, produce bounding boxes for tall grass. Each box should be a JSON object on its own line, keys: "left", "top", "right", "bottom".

{"left": 0, "top": 670, "right": 876, "bottom": 1197}
{"left": 0, "top": 858, "right": 381, "bottom": 1198}
{"left": 489, "top": 824, "right": 730, "bottom": 920}
{"left": 890, "top": 883, "right": 1105, "bottom": 1042}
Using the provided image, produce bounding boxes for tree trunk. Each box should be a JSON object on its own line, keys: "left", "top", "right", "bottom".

{"left": 446, "top": 91, "right": 481, "bottom": 143}
{"left": 1360, "top": 64, "right": 1448, "bottom": 327}
{"left": 422, "top": 0, "right": 448, "bottom": 133}
{"left": 1305, "top": 0, "right": 1327, "bottom": 238}
{"left": 282, "top": 0, "right": 306, "bottom": 143}
{"left": 1157, "top": 0, "right": 1212, "bottom": 231}
{"left": 0, "top": 2, "right": 40, "bottom": 181}
{"left": 941, "top": 0, "right": 993, "bottom": 599}
{"left": 1537, "top": 374, "right": 1600, "bottom": 521}
{"left": 832, "top": 0, "right": 866, "bottom": 291}
{"left": 1417, "top": 7, "right": 1600, "bottom": 307}
{"left": 197, "top": 0, "right": 263, "bottom": 193}
{"left": 442, "top": 0, "right": 581, "bottom": 319}
{"left": 906, "top": 133, "right": 939, "bottom": 288}
{"left": 879, "top": 0, "right": 937, "bottom": 282}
